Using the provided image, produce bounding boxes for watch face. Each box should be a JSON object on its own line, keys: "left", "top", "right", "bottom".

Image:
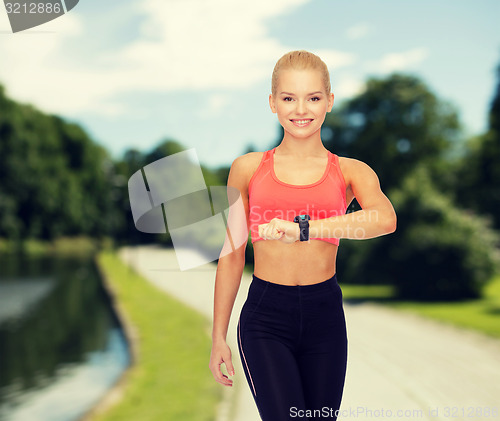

{"left": 294, "top": 214, "right": 310, "bottom": 223}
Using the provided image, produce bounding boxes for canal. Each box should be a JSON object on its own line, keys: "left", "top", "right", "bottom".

{"left": 0, "top": 252, "right": 130, "bottom": 421}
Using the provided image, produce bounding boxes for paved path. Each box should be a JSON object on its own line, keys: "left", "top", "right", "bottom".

{"left": 119, "top": 245, "right": 500, "bottom": 421}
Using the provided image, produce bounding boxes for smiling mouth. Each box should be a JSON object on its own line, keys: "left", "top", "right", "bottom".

{"left": 290, "top": 119, "right": 313, "bottom": 127}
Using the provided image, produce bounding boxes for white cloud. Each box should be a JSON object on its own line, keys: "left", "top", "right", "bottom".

{"left": 345, "top": 23, "right": 370, "bottom": 40}
{"left": 333, "top": 75, "right": 366, "bottom": 99}
{"left": 0, "top": 12, "right": 123, "bottom": 115}
{"left": 0, "top": 0, "right": 356, "bottom": 117}
{"left": 111, "top": 0, "right": 357, "bottom": 91}
{"left": 314, "top": 48, "right": 357, "bottom": 73}
{"left": 198, "top": 93, "right": 232, "bottom": 119}
{"left": 368, "top": 47, "right": 429, "bottom": 73}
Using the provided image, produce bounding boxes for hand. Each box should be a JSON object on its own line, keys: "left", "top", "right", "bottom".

{"left": 209, "top": 340, "right": 235, "bottom": 387}
{"left": 258, "top": 218, "right": 300, "bottom": 243}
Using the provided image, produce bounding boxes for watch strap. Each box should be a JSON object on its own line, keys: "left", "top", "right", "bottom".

{"left": 293, "top": 214, "right": 310, "bottom": 242}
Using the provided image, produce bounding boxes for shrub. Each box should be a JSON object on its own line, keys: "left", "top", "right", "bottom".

{"left": 339, "top": 166, "right": 500, "bottom": 301}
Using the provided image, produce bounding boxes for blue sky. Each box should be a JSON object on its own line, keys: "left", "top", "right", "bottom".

{"left": 0, "top": 0, "right": 499, "bottom": 169}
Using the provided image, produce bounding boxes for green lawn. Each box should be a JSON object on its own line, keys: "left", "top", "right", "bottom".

{"left": 341, "top": 275, "right": 500, "bottom": 338}
{"left": 92, "top": 250, "right": 220, "bottom": 421}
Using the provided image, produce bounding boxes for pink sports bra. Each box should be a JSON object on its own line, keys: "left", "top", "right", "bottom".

{"left": 248, "top": 147, "right": 347, "bottom": 245}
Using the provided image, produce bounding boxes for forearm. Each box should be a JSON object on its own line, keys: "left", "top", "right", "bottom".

{"left": 212, "top": 249, "right": 245, "bottom": 342}
{"left": 309, "top": 206, "right": 397, "bottom": 240}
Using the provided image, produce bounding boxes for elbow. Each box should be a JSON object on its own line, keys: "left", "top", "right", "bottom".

{"left": 218, "top": 241, "right": 247, "bottom": 267}
{"left": 384, "top": 210, "right": 397, "bottom": 234}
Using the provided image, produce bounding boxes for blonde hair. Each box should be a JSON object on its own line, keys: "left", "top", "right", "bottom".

{"left": 271, "top": 50, "right": 331, "bottom": 97}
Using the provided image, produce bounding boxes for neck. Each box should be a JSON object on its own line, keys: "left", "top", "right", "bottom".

{"left": 276, "top": 135, "right": 326, "bottom": 157}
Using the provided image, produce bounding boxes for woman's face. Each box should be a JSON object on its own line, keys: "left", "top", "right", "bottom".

{"left": 269, "top": 68, "right": 334, "bottom": 141}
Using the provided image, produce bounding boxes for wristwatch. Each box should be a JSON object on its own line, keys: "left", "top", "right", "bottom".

{"left": 293, "top": 214, "right": 310, "bottom": 242}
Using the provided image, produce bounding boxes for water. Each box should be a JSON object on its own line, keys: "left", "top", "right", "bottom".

{"left": 0, "top": 253, "right": 130, "bottom": 421}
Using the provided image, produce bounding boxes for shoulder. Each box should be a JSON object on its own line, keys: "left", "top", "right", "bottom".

{"left": 338, "top": 156, "right": 375, "bottom": 173}
{"left": 232, "top": 151, "right": 264, "bottom": 171}
{"left": 231, "top": 151, "right": 265, "bottom": 178}
{"left": 338, "top": 156, "right": 380, "bottom": 186}
{"left": 228, "top": 151, "right": 265, "bottom": 188}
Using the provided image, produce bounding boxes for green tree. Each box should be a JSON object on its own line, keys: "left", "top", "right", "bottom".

{"left": 0, "top": 83, "right": 118, "bottom": 242}
{"left": 0, "top": 82, "right": 230, "bottom": 246}
{"left": 115, "top": 138, "right": 229, "bottom": 248}
{"left": 144, "top": 138, "right": 185, "bottom": 164}
{"left": 454, "top": 61, "right": 500, "bottom": 229}
{"left": 324, "top": 74, "right": 462, "bottom": 194}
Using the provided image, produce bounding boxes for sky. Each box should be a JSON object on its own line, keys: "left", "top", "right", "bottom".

{"left": 0, "top": 0, "right": 499, "bottom": 169}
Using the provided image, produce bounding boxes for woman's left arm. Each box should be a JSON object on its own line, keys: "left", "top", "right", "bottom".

{"left": 258, "top": 158, "right": 396, "bottom": 242}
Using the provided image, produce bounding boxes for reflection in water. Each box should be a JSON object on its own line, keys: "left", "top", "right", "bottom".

{"left": 0, "top": 253, "right": 130, "bottom": 421}
{"left": 0, "top": 279, "right": 55, "bottom": 323}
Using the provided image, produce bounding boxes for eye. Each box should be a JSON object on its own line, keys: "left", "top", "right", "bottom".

{"left": 310, "top": 96, "right": 321, "bottom": 102}
{"left": 283, "top": 97, "right": 293, "bottom": 102}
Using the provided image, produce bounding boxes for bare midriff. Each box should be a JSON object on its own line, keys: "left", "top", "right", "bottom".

{"left": 253, "top": 239, "right": 338, "bottom": 285}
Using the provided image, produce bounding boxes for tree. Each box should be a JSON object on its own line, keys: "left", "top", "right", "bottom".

{"left": 323, "top": 74, "right": 462, "bottom": 194}
{"left": 144, "top": 138, "right": 185, "bottom": 164}
{"left": 454, "top": 61, "right": 500, "bottom": 229}
{"left": 489, "top": 61, "right": 500, "bottom": 134}
{"left": 0, "top": 83, "right": 118, "bottom": 242}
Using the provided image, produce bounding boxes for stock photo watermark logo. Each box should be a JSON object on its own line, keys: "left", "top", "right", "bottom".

{"left": 128, "top": 149, "right": 247, "bottom": 271}
{"left": 3, "top": 1, "right": 79, "bottom": 33}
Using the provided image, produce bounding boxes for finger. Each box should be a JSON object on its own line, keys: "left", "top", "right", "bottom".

{"left": 259, "top": 223, "right": 271, "bottom": 239}
{"left": 261, "top": 223, "right": 273, "bottom": 240}
{"left": 217, "top": 373, "right": 233, "bottom": 386}
{"left": 268, "top": 224, "right": 282, "bottom": 240}
{"left": 261, "top": 224, "right": 269, "bottom": 239}
{"left": 225, "top": 359, "right": 235, "bottom": 377}
{"left": 264, "top": 226, "right": 274, "bottom": 240}
{"left": 266, "top": 227, "right": 275, "bottom": 239}
{"left": 210, "top": 363, "right": 233, "bottom": 386}
{"left": 279, "top": 225, "right": 295, "bottom": 242}
{"left": 221, "top": 349, "right": 235, "bottom": 377}
{"left": 217, "top": 366, "right": 233, "bottom": 386}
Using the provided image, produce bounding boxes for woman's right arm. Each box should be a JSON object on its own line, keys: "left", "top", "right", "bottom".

{"left": 209, "top": 155, "right": 252, "bottom": 387}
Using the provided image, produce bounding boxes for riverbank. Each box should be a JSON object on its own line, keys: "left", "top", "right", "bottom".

{"left": 0, "top": 248, "right": 129, "bottom": 421}
{"left": 82, "top": 250, "right": 220, "bottom": 421}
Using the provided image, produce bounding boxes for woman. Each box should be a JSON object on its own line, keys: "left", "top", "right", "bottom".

{"left": 209, "top": 50, "right": 397, "bottom": 420}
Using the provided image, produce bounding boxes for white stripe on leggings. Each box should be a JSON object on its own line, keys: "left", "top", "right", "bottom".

{"left": 238, "top": 317, "right": 257, "bottom": 397}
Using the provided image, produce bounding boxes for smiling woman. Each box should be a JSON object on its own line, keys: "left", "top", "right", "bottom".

{"left": 209, "top": 50, "right": 397, "bottom": 421}
{"left": 270, "top": 55, "right": 334, "bottom": 140}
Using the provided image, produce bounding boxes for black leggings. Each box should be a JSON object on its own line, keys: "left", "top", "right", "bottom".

{"left": 237, "top": 274, "right": 348, "bottom": 420}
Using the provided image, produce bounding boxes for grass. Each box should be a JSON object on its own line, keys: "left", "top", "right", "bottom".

{"left": 340, "top": 275, "right": 500, "bottom": 338}
{"left": 92, "top": 250, "right": 220, "bottom": 421}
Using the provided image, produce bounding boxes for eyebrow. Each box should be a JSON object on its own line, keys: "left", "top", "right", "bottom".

{"left": 279, "top": 91, "right": 324, "bottom": 96}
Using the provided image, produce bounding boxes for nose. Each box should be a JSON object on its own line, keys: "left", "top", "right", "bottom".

{"left": 296, "top": 99, "right": 307, "bottom": 115}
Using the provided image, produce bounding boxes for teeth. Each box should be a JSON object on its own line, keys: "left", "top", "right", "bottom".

{"left": 293, "top": 119, "right": 312, "bottom": 125}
